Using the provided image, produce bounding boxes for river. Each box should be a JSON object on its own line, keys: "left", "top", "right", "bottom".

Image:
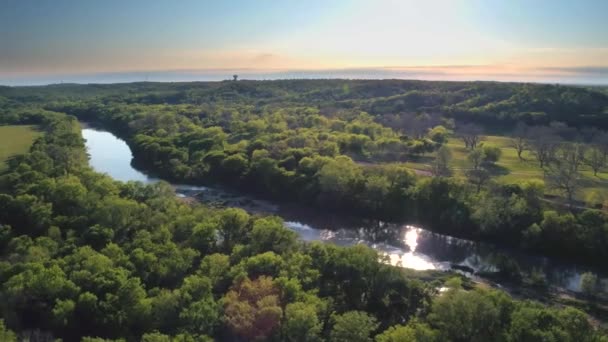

{"left": 82, "top": 126, "right": 606, "bottom": 292}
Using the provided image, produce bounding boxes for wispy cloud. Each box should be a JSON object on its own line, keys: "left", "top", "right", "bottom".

{"left": 538, "top": 66, "right": 608, "bottom": 76}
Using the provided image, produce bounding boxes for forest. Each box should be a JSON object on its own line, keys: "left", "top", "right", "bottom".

{"left": 14, "top": 80, "right": 608, "bottom": 266}
{"left": 1, "top": 80, "right": 608, "bottom": 340}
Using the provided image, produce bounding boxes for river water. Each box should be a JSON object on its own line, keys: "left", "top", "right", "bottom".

{"left": 82, "top": 126, "right": 606, "bottom": 292}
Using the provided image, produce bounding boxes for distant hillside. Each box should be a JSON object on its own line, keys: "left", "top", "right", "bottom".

{"left": 2, "top": 79, "right": 608, "bottom": 129}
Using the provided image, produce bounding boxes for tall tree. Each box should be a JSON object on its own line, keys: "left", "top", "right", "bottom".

{"left": 528, "top": 126, "right": 560, "bottom": 168}
{"left": 432, "top": 146, "right": 452, "bottom": 176}
{"left": 465, "top": 168, "right": 491, "bottom": 193}
{"left": 544, "top": 158, "right": 582, "bottom": 207}
{"left": 586, "top": 146, "right": 606, "bottom": 176}
{"left": 509, "top": 122, "right": 530, "bottom": 161}
{"left": 456, "top": 123, "right": 483, "bottom": 150}
{"left": 467, "top": 148, "right": 484, "bottom": 171}
{"left": 556, "top": 143, "right": 586, "bottom": 172}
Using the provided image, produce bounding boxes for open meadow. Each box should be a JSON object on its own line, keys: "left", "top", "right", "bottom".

{"left": 405, "top": 134, "right": 608, "bottom": 204}
{"left": 0, "top": 125, "right": 41, "bottom": 172}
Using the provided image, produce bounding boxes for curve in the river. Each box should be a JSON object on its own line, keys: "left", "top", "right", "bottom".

{"left": 81, "top": 125, "right": 606, "bottom": 292}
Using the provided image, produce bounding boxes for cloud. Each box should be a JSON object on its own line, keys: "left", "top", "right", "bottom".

{"left": 538, "top": 66, "right": 608, "bottom": 76}
{"left": 251, "top": 53, "right": 280, "bottom": 64}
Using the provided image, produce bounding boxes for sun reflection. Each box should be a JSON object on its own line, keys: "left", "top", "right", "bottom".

{"left": 382, "top": 226, "right": 436, "bottom": 271}
{"left": 404, "top": 227, "right": 419, "bottom": 252}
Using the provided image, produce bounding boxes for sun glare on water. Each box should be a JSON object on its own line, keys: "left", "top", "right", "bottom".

{"left": 384, "top": 227, "right": 437, "bottom": 271}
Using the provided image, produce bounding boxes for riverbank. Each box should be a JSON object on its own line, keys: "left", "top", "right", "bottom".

{"left": 81, "top": 125, "right": 608, "bottom": 296}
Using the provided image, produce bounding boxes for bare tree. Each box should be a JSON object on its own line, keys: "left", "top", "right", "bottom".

{"left": 456, "top": 123, "right": 484, "bottom": 150}
{"left": 407, "top": 113, "right": 429, "bottom": 139}
{"left": 544, "top": 157, "right": 582, "bottom": 207}
{"left": 509, "top": 122, "right": 529, "bottom": 161}
{"left": 528, "top": 126, "right": 560, "bottom": 168}
{"left": 586, "top": 146, "right": 606, "bottom": 176}
{"left": 432, "top": 145, "right": 452, "bottom": 176}
{"left": 383, "top": 112, "right": 441, "bottom": 139}
{"left": 556, "top": 143, "right": 586, "bottom": 172}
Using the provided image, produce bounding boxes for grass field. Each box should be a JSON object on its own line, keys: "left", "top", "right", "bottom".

{"left": 404, "top": 135, "right": 608, "bottom": 204}
{"left": 0, "top": 125, "right": 41, "bottom": 173}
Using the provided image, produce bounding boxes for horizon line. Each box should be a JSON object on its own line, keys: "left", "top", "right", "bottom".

{"left": 2, "top": 66, "right": 608, "bottom": 87}
{"left": 4, "top": 64, "right": 608, "bottom": 77}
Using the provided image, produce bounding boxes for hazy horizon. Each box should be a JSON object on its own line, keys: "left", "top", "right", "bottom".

{"left": 3, "top": 66, "right": 608, "bottom": 87}
{"left": 2, "top": 0, "right": 607, "bottom": 86}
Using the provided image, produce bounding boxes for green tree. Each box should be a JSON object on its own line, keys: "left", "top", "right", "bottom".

{"left": 467, "top": 148, "right": 484, "bottom": 170}
{"left": 363, "top": 175, "right": 390, "bottom": 216}
{"left": 198, "top": 253, "right": 231, "bottom": 291}
{"left": 375, "top": 321, "right": 439, "bottom": 342}
{"left": 318, "top": 156, "right": 363, "bottom": 199}
{"left": 190, "top": 220, "right": 217, "bottom": 252}
{"left": 249, "top": 217, "right": 297, "bottom": 255}
{"left": 580, "top": 272, "right": 599, "bottom": 298}
{"left": 508, "top": 304, "right": 595, "bottom": 342}
{"left": 283, "top": 302, "right": 323, "bottom": 342}
{"left": 482, "top": 145, "right": 502, "bottom": 165}
{"left": 428, "top": 288, "right": 513, "bottom": 342}
{"left": 465, "top": 168, "right": 491, "bottom": 193}
{"left": 221, "top": 153, "right": 249, "bottom": 180}
{"left": 586, "top": 146, "right": 606, "bottom": 176}
{"left": 0, "top": 320, "right": 16, "bottom": 342}
{"left": 330, "top": 311, "right": 379, "bottom": 342}
{"left": 4, "top": 263, "right": 79, "bottom": 331}
{"left": 428, "top": 125, "right": 448, "bottom": 143}
{"left": 217, "top": 208, "right": 250, "bottom": 252}
{"left": 432, "top": 146, "right": 452, "bottom": 176}
{"left": 178, "top": 298, "right": 219, "bottom": 336}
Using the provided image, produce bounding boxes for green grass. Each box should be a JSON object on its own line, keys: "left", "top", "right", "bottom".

{"left": 0, "top": 125, "right": 41, "bottom": 173}
{"left": 404, "top": 135, "right": 608, "bottom": 204}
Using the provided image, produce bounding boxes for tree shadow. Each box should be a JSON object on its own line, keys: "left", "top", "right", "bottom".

{"left": 485, "top": 163, "right": 511, "bottom": 176}
{"left": 408, "top": 155, "right": 435, "bottom": 164}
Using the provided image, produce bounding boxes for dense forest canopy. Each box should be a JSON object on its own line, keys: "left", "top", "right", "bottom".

{"left": 2, "top": 80, "right": 608, "bottom": 129}
{"left": 1, "top": 79, "right": 608, "bottom": 340}
{"left": 8, "top": 80, "right": 605, "bottom": 266}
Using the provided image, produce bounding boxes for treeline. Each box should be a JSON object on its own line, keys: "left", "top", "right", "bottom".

{"left": 1, "top": 95, "right": 605, "bottom": 341}
{"left": 4, "top": 79, "right": 608, "bottom": 128}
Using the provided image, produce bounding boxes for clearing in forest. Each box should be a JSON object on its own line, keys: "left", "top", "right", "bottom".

{"left": 0, "top": 125, "right": 41, "bottom": 172}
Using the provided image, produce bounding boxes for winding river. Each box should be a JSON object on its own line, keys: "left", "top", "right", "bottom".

{"left": 83, "top": 126, "right": 606, "bottom": 292}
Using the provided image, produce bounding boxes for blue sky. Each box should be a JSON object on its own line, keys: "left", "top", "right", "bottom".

{"left": 1, "top": 0, "right": 607, "bottom": 83}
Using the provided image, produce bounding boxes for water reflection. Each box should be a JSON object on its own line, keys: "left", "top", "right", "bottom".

{"left": 82, "top": 126, "right": 607, "bottom": 293}
{"left": 385, "top": 227, "right": 438, "bottom": 270}
{"left": 82, "top": 127, "right": 154, "bottom": 183}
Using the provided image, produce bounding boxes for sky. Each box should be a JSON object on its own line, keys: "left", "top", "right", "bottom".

{"left": 1, "top": 0, "right": 608, "bottom": 85}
